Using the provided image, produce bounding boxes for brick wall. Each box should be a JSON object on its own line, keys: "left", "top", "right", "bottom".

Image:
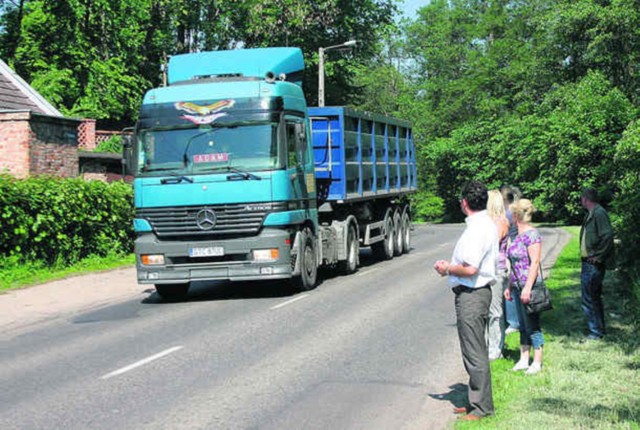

{"left": 29, "top": 113, "right": 80, "bottom": 177}
{"left": 0, "top": 111, "right": 32, "bottom": 178}
{"left": 0, "top": 110, "right": 80, "bottom": 178}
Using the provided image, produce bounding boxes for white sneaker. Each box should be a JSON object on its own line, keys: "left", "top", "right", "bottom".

{"left": 512, "top": 360, "right": 529, "bottom": 371}
{"left": 505, "top": 327, "right": 519, "bottom": 335}
{"left": 525, "top": 362, "right": 542, "bottom": 375}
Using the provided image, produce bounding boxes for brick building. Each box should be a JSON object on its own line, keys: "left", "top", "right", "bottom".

{"left": 0, "top": 58, "right": 82, "bottom": 178}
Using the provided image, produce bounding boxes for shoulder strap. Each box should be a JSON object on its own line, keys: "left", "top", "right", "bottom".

{"left": 525, "top": 238, "right": 544, "bottom": 283}
{"left": 538, "top": 261, "right": 545, "bottom": 282}
{"left": 527, "top": 247, "right": 544, "bottom": 281}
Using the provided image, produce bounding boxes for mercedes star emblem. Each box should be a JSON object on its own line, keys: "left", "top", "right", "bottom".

{"left": 195, "top": 209, "right": 217, "bottom": 230}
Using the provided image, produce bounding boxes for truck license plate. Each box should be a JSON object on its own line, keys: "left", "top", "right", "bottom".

{"left": 189, "top": 246, "right": 224, "bottom": 257}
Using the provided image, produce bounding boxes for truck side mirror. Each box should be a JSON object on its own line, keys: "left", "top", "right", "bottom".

{"left": 296, "top": 123, "right": 308, "bottom": 153}
{"left": 121, "top": 133, "right": 135, "bottom": 176}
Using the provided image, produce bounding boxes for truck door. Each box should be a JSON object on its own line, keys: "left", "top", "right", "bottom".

{"left": 285, "top": 116, "right": 313, "bottom": 212}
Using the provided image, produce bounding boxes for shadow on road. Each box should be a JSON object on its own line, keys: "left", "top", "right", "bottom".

{"left": 141, "top": 246, "right": 411, "bottom": 304}
{"left": 142, "top": 279, "right": 300, "bottom": 304}
{"left": 428, "top": 383, "right": 468, "bottom": 409}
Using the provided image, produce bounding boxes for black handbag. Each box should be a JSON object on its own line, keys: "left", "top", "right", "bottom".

{"left": 508, "top": 255, "right": 553, "bottom": 315}
{"left": 525, "top": 275, "right": 553, "bottom": 314}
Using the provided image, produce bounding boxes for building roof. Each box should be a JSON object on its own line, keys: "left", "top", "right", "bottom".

{"left": 0, "top": 58, "right": 62, "bottom": 117}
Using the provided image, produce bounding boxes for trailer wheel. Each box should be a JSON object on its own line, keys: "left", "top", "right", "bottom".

{"left": 393, "top": 210, "right": 403, "bottom": 256}
{"left": 293, "top": 227, "right": 318, "bottom": 291}
{"left": 372, "top": 210, "right": 395, "bottom": 261}
{"left": 338, "top": 224, "right": 359, "bottom": 275}
{"left": 401, "top": 211, "right": 412, "bottom": 254}
{"left": 155, "top": 283, "right": 190, "bottom": 301}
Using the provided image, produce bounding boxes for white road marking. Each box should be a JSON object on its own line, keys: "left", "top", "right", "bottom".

{"left": 355, "top": 267, "right": 380, "bottom": 277}
{"left": 100, "top": 346, "right": 183, "bottom": 380}
{"left": 270, "top": 294, "right": 310, "bottom": 310}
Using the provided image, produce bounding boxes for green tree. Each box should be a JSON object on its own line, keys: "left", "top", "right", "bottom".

{"left": 546, "top": 0, "right": 640, "bottom": 103}
{"left": 10, "top": 0, "right": 157, "bottom": 123}
{"left": 2, "top": 0, "right": 397, "bottom": 123}
{"left": 0, "top": 0, "right": 27, "bottom": 61}
{"left": 532, "top": 71, "right": 635, "bottom": 221}
{"left": 611, "top": 120, "right": 640, "bottom": 307}
{"left": 423, "top": 71, "right": 635, "bottom": 222}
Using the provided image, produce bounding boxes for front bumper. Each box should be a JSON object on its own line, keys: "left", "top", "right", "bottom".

{"left": 135, "top": 228, "right": 294, "bottom": 284}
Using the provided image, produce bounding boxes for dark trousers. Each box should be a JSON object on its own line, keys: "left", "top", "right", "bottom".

{"left": 581, "top": 261, "right": 606, "bottom": 337}
{"left": 505, "top": 294, "right": 520, "bottom": 329}
{"left": 511, "top": 286, "right": 545, "bottom": 348}
{"left": 454, "top": 286, "right": 494, "bottom": 417}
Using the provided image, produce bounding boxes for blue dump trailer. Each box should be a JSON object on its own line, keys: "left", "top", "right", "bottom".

{"left": 124, "top": 47, "right": 416, "bottom": 299}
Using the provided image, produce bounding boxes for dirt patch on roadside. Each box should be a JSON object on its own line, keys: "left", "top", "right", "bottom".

{"left": 0, "top": 266, "right": 149, "bottom": 336}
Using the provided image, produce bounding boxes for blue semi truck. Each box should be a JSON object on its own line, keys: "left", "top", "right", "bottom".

{"left": 123, "top": 47, "right": 417, "bottom": 299}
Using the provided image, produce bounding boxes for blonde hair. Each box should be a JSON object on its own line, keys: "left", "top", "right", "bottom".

{"left": 510, "top": 199, "right": 536, "bottom": 223}
{"left": 487, "top": 189, "right": 506, "bottom": 219}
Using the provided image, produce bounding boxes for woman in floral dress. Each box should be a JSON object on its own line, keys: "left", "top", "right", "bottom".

{"left": 505, "top": 199, "right": 544, "bottom": 375}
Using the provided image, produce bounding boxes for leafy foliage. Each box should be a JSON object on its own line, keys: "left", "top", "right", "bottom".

{"left": 0, "top": 175, "right": 134, "bottom": 265}
{"left": 392, "top": 0, "right": 640, "bottom": 224}
{"left": 1, "top": 0, "right": 397, "bottom": 123}
{"left": 410, "top": 191, "right": 444, "bottom": 223}
{"left": 424, "top": 72, "right": 635, "bottom": 222}
{"left": 94, "top": 135, "right": 123, "bottom": 153}
{"left": 611, "top": 121, "right": 640, "bottom": 300}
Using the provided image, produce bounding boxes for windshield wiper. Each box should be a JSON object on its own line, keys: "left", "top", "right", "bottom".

{"left": 226, "top": 167, "right": 262, "bottom": 181}
{"left": 160, "top": 172, "right": 194, "bottom": 184}
{"left": 144, "top": 166, "right": 182, "bottom": 172}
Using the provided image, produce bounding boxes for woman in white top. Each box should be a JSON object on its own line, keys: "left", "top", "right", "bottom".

{"left": 486, "top": 190, "right": 509, "bottom": 360}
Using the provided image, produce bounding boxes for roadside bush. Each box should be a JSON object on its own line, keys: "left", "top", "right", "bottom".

{"left": 410, "top": 191, "right": 444, "bottom": 222}
{"left": 0, "top": 175, "right": 134, "bottom": 265}
{"left": 612, "top": 120, "right": 640, "bottom": 312}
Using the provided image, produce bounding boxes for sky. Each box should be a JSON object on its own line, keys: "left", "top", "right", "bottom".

{"left": 400, "top": 0, "right": 428, "bottom": 19}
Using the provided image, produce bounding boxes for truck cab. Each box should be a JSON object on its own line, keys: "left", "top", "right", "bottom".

{"left": 126, "top": 48, "right": 319, "bottom": 298}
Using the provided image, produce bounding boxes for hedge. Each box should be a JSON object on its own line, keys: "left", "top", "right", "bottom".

{"left": 612, "top": 121, "right": 640, "bottom": 312}
{"left": 0, "top": 175, "right": 134, "bottom": 265}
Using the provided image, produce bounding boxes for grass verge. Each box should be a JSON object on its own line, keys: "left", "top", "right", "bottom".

{"left": 0, "top": 253, "right": 135, "bottom": 292}
{"left": 457, "top": 226, "right": 640, "bottom": 429}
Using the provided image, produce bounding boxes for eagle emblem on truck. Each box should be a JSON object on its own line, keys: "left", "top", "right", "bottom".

{"left": 175, "top": 99, "right": 236, "bottom": 125}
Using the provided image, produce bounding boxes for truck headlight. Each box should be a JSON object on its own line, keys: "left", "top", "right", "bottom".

{"left": 253, "top": 249, "right": 279, "bottom": 261}
{"left": 141, "top": 254, "right": 165, "bottom": 265}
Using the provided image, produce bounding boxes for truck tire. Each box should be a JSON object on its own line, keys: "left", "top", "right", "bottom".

{"left": 401, "top": 211, "right": 412, "bottom": 254}
{"left": 372, "top": 210, "right": 395, "bottom": 261}
{"left": 338, "top": 224, "right": 358, "bottom": 275}
{"left": 393, "top": 210, "right": 403, "bottom": 256}
{"left": 155, "top": 283, "right": 190, "bottom": 301}
{"left": 293, "top": 227, "right": 318, "bottom": 291}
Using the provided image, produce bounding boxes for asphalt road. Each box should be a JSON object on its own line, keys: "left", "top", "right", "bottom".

{"left": 0, "top": 224, "right": 568, "bottom": 430}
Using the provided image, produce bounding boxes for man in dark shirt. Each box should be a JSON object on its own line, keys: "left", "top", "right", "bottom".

{"left": 580, "top": 188, "right": 615, "bottom": 340}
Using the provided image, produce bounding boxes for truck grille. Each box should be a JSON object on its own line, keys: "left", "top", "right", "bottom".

{"left": 136, "top": 202, "right": 286, "bottom": 238}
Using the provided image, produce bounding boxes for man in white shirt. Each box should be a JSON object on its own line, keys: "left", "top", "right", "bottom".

{"left": 434, "top": 180, "right": 498, "bottom": 421}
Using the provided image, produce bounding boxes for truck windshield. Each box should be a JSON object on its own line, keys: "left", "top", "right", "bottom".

{"left": 137, "top": 122, "right": 280, "bottom": 175}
